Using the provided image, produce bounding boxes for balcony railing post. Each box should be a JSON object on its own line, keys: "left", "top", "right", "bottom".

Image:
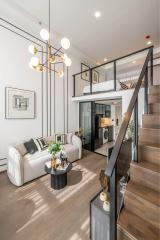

{"left": 134, "top": 99, "right": 138, "bottom": 162}
{"left": 144, "top": 67, "right": 148, "bottom": 114}
{"left": 150, "top": 47, "right": 153, "bottom": 86}
{"left": 109, "top": 164, "right": 117, "bottom": 240}
{"left": 73, "top": 75, "right": 75, "bottom": 97}
{"left": 114, "top": 61, "right": 116, "bottom": 91}
{"left": 90, "top": 68, "right": 92, "bottom": 94}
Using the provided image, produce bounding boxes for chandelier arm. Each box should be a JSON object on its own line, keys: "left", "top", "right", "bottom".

{"left": 54, "top": 47, "right": 63, "bottom": 55}
{"left": 43, "top": 65, "right": 58, "bottom": 73}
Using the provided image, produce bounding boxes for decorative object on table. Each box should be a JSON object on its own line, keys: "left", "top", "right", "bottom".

{"left": 103, "top": 200, "right": 110, "bottom": 212}
{"left": 81, "top": 63, "right": 90, "bottom": 81}
{"left": 5, "top": 87, "right": 35, "bottom": 119}
{"left": 92, "top": 69, "right": 99, "bottom": 84}
{"left": 28, "top": 0, "right": 72, "bottom": 77}
{"left": 99, "top": 169, "right": 109, "bottom": 202}
{"left": 48, "top": 141, "right": 61, "bottom": 170}
{"left": 55, "top": 134, "right": 66, "bottom": 145}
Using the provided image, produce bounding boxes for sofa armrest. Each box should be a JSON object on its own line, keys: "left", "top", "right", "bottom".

{"left": 7, "top": 146, "right": 24, "bottom": 186}
{"left": 72, "top": 135, "right": 82, "bottom": 159}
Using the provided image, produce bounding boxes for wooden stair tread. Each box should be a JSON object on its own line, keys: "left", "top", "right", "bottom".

{"left": 126, "top": 182, "right": 160, "bottom": 207}
{"left": 139, "top": 141, "right": 160, "bottom": 149}
{"left": 131, "top": 161, "right": 160, "bottom": 174}
{"left": 118, "top": 209, "right": 159, "bottom": 240}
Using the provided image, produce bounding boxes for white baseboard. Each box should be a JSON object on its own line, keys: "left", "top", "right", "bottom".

{"left": 0, "top": 165, "right": 7, "bottom": 172}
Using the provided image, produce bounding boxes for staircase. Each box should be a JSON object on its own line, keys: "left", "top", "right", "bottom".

{"left": 117, "top": 85, "right": 160, "bottom": 240}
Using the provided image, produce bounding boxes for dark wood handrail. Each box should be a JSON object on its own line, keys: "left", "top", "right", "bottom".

{"left": 72, "top": 46, "right": 153, "bottom": 77}
{"left": 105, "top": 47, "right": 153, "bottom": 178}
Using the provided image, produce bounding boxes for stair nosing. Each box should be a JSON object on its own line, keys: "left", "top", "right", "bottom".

{"left": 130, "top": 162, "right": 160, "bottom": 174}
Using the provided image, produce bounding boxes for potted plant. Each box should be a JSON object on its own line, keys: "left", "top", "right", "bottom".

{"left": 48, "top": 141, "right": 61, "bottom": 170}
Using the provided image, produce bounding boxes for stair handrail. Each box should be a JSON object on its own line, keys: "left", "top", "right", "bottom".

{"left": 105, "top": 46, "right": 153, "bottom": 240}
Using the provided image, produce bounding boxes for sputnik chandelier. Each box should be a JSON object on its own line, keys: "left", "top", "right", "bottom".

{"left": 28, "top": 0, "right": 71, "bottom": 78}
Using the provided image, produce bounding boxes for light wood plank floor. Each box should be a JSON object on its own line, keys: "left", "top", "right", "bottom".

{"left": 0, "top": 151, "right": 106, "bottom": 240}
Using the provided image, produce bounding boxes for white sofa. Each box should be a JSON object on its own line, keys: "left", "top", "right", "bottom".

{"left": 7, "top": 134, "right": 82, "bottom": 187}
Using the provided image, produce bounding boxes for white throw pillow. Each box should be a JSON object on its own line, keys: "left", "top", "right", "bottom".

{"left": 15, "top": 143, "right": 28, "bottom": 156}
{"left": 67, "top": 133, "right": 73, "bottom": 144}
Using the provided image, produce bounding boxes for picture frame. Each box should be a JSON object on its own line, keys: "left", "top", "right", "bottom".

{"left": 5, "top": 87, "right": 35, "bottom": 119}
{"left": 81, "top": 63, "right": 90, "bottom": 81}
{"left": 55, "top": 134, "right": 66, "bottom": 145}
{"left": 92, "top": 70, "right": 99, "bottom": 84}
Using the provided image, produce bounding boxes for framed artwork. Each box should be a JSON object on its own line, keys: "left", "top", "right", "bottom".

{"left": 92, "top": 70, "right": 99, "bottom": 84}
{"left": 5, "top": 87, "right": 35, "bottom": 119}
{"left": 81, "top": 63, "right": 90, "bottom": 81}
{"left": 55, "top": 134, "right": 66, "bottom": 144}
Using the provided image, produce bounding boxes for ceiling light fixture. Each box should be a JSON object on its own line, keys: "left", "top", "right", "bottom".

{"left": 132, "top": 60, "right": 136, "bottom": 64}
{"left": 147, "top": 41, "right": 152, "bottom": 45}
{"left": 28, "top": 0, "right": 72, "bottom": 76}
{"left": 104, "top": 58, "right": 107, "bottom": 62}
{"left": 94, "top": 11, "right": 101, "bottom": 18}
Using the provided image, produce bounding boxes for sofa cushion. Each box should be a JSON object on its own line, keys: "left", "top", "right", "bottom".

{"left": 67, "top": 133, "right": 73, "bottom": 144}
{"left": 34, "top": 137, "right": 48, "bottom": 151}
{"left": 63, "top": 144, "right": 79, "bottom": 162}
{"left": 24, "top": 139, "right": 38, "bottom": 154}
{"left": 15, "top": 143, "right": 27, "bottom": 156}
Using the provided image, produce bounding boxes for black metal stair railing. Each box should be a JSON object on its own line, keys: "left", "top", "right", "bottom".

{"left": 105, "top": 46, "right": 153, "bottom": 240}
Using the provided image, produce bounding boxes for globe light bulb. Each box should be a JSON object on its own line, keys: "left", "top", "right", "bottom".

{"left": 58, "top": 70, "right": 64, "bottom": 78}
{"left": 64, "top": 57, "right": 72, "bottom": 67}
{"left": 61, "top": 38, "right": 70, "bottom": 50}
{"left": 28, "top": 45, "right": 37, "bottom": 54}
{"left": 30, "top": 57, "right": 39, "bottom": 67}
{"left": 29, "top": 61, "right": 34, "bottom": 69}
{"left": 40, "top": 28, "right": 49, "bottom": 41}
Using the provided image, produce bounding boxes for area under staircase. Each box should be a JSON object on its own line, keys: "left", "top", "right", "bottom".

{"left": 117, "top": 84, "right": 160, "bottom": 240}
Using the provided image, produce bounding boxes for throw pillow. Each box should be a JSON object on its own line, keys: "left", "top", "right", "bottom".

{"left": 24, "top": 139, "right": 38, "bottom": 154}
{"left": 55, "top": 134, "right": 66, "bottom": 145}
{"left": 15, "top": 143, "right": 28, "bottom": 156}
{"left": 67, "top": 133, "right": 73, "bottom": 144}
{"left": 34, "top": 137, "right": 48, "bottom": 151}
{"left": 119, "top": 81, "right": 129, "bottom": 90}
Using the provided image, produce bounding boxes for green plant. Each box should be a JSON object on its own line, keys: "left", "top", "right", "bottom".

{"left": 48, "top": 141, "right": 61, "bottom": 156}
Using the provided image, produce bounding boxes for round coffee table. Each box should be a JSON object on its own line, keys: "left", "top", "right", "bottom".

{"left": 45, "top": 162, "right": 72, "bottom": 190}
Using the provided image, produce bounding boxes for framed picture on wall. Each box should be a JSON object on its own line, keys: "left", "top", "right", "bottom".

{"left": 92, "top": 70, "right": 99, "bottom": 84}
{"left": 81, "top": 63, "right": 90, "bottom": 81}
{"left": 5, "top": 87, "right": 35, "bottom": 119}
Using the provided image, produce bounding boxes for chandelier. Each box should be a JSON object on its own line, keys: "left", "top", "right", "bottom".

{"left": 28, "top": 0, "right": 71, "bottom": 77}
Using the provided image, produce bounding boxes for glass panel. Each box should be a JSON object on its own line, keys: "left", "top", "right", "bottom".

{"left": 116, "top": 50, "right": 148, "bottom": 91}
{"left": 79, "top": 102, "right": 92, "bottom": 150}
{"left": 74, "top": 70, "right": 91, "bottom": 97}
{"left": 91, "top": 62, "right": 114, "bottom": 94}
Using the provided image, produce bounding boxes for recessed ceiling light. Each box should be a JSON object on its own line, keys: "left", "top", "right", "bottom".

{"left": 94, "top": 11, "right": 101, "bottom": 18}
{"left": 147, "top": 41, "right": 152, "bottom": 45}
{"left": 104, "top": 58, "right": 108, "bottom": 62}
{"left": 132, "top": 60, "right": 136, "bottom": 64}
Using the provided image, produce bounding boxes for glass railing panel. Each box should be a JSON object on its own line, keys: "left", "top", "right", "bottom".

{"left": 91, "top": 62, "right": 115, "bottom": 94}
{"left": 74, "top": 70, "right": 91, "bottom": 97}
{"left": 79, "top": 102, "right": 92, "bottom": 150}
{"left": 116, "top": 50, "right": 148, "bottom": 91}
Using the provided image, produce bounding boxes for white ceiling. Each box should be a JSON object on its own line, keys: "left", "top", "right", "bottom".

{"left": 0, "top": 0, "right": 160, "bottom": 63}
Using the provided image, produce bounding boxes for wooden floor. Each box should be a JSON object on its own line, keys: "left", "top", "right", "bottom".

{"left": 0, "top": 151, "right": 106, "bottom": 240}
